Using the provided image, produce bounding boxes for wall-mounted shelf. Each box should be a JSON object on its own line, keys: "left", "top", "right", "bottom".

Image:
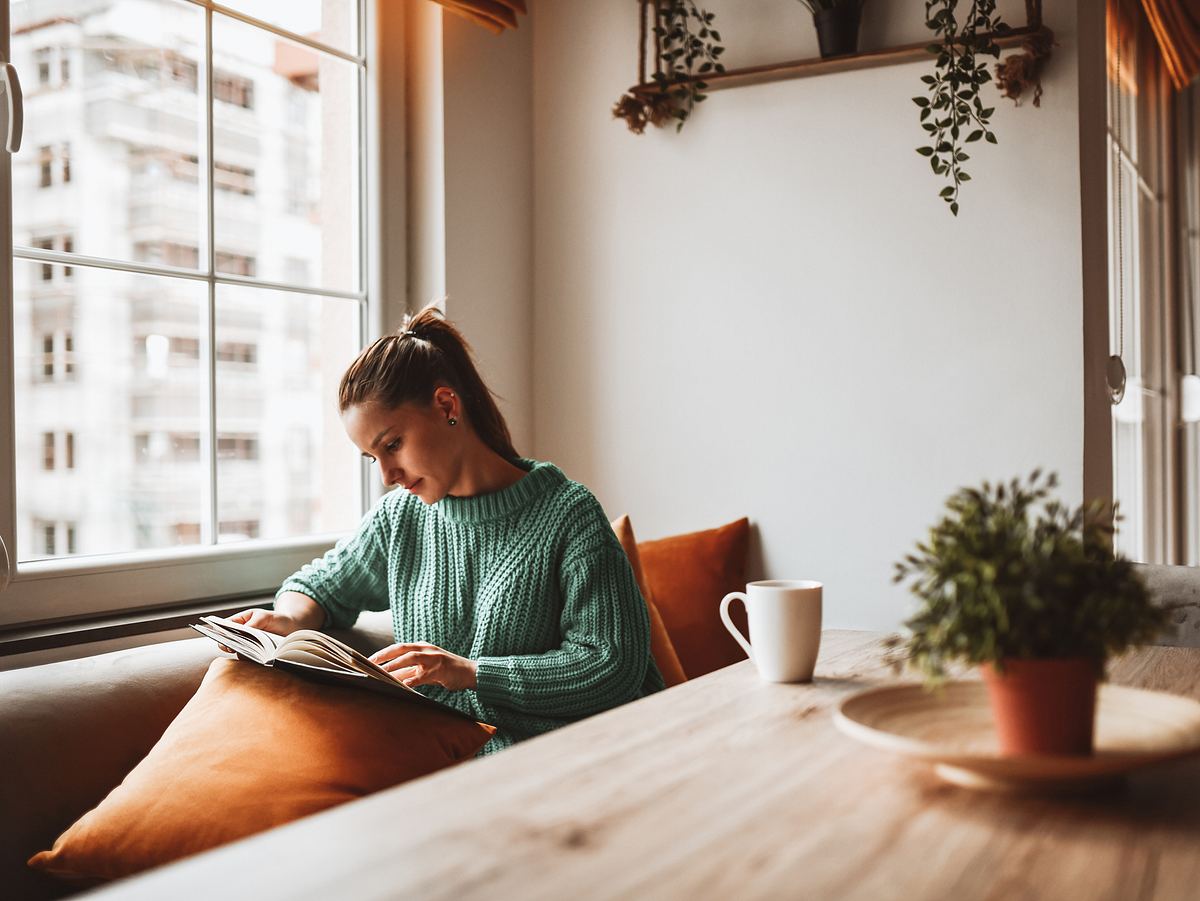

{"left": 629, "top": 25, "right": 1054, "bottom": 97}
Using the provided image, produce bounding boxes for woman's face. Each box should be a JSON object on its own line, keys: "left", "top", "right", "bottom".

{"left": 341, "top": 391, "right": 460, "bottom": 504}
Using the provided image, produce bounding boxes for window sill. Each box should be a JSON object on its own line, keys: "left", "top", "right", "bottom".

{"left": 0, "top": 593, "right": 273, "bottom": 661}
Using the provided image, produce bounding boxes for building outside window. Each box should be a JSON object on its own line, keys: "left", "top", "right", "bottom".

{"left": 4, "top": 0, "right": 369, "bottom": 627}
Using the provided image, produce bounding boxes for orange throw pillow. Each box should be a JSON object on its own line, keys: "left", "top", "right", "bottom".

{"left": 611, "top": 515, "right": 688, "bottom": 687}
{"left": 29, "top": 658, "right": 495, "bottom": 883}
{"left": 637, "top": 518, "right": 751, "bottom": 679}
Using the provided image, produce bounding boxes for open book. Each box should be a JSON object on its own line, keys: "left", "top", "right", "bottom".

{"left": 191, "top": 615, "right": 488, "bottom": 724}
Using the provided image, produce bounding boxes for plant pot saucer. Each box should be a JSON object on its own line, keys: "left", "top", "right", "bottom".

{"left": 833, "top": 681, "right": 1200, "bottom": 793}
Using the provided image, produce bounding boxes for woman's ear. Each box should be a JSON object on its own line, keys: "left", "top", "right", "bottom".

{"left": 432, "top": 386, "right": 458, "bottom": 422}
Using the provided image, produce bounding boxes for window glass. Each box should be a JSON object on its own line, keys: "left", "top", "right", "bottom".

{"left": 14, "top": 261, "right": 208, "bottom": 562}
{"left": 212, "top": 14, "right": 360, "bottom": 292}
{"left": 7, "top": 0, "right": 368, "bottom": 587}
{"left": 216, "top": 285, "right": 361, "bottom": 543}
{"left": 12, "top": 0, "right": 207, "bottom": 267}
{"left": 220, "top": 0, "right": 359, "bottom": 57}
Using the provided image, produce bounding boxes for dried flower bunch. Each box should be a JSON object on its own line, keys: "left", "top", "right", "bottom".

{"left": 613, "top": 0, "right": 725, "bottom": 134}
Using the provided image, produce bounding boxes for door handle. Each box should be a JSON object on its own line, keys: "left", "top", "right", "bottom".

{"left": 1, "top": 63, "right": 23, "bottom": 153}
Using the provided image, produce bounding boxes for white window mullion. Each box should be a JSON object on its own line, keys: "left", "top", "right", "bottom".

{"left": 202, "top": 4, "right": 217, "bottom": 546}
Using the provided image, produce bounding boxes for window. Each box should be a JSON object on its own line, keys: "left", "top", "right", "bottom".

{"left": 216, "top": 341, "right": 256, "bottom": 365}
{"left": 219, "top": 519, "right": 261, "bottom": 540}
{"left": 38, "top": 145, "right": 51, "bottom": 187}
{"left": 40, "top": 334, "right": 54, "bottom": 378}
{"left": 36, "top": 144, "right": 70, "bottom": 188}
{"left": 32, "top": 235, "right": 74, "bottom": 280}
{"left": 1106, "top": 0, "right": 1174, "bottom": 563}
{"left": 214, "top": 70, "right": 254, "bottom": 109}
{"left": 218, "top": 434, "right": 259, "bottom": 460}
{"left": 4, "top": 0, "right": 373, "bottom": 629}
{"left": 35, "top": 47, "right": 50, "bottom": 84}
{"left": 215, "top": 161, "right": 256, "bottom": 196}
{"left": 215, "top": 251, "right": 256, "bottom": 277}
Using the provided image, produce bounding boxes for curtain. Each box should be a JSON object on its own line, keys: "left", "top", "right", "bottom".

{"left": 1142, "top": 0, "right": 1200, "bottom": 89}
{"left": 430, "top": 0, "right": 528, "bottom": 34}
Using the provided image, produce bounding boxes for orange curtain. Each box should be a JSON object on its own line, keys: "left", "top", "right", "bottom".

{"left": 1142, "top": 0, "right": 1200, "bottom": 89}
{"left": 431, "top": 0, "right": 527, "bottom": 34}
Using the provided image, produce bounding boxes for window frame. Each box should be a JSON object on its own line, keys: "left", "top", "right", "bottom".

{"left": 0, "top": 0, "right": 391, "bottom": 631}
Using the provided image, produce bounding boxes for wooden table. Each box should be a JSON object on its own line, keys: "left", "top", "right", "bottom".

{"left": 93, "top": 631, "right": 1200, "bottom": 900}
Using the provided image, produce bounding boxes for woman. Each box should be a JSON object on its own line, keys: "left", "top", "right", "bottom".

{"left": 231, "top": 303, "right": 663, "bottom": 754}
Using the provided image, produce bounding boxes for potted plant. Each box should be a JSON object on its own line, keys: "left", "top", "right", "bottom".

{"left": 795, "top": 0, "right": 866, "bottom": 58}
{"left": 890, "top": 470, "right": 1168, "bottom": 756}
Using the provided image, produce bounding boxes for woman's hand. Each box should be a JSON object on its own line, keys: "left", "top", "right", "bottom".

{"left": 227, "top": 593, "right": 325, "bottom": 639}
{"left": 369, "top": 642, "right": 478, "bottom": 691}
{"left": 228, "top": 608, "right": 308, "bottom": 638}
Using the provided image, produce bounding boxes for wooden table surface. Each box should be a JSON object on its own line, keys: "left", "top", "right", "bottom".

{"left": 92, "top": 630, "right": 1200, "bottom": 900}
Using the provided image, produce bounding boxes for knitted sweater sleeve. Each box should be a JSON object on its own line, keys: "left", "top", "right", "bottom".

{"left": 473, "top": 539, "right": 652, "bottom": 718}
{"left": 275, "top": 498, "right": 392, "bottom": 630}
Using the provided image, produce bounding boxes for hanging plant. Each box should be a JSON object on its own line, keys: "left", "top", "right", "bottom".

{"left": 613, "top": 0, "right": 726, "bottom": 134}
{"left": 914, "top": 0, "right": 1006, "bottom": 216}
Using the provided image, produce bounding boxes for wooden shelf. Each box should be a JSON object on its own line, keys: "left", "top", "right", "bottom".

{"left": 630, "top": 25, "right": 1053, "bottom": 96}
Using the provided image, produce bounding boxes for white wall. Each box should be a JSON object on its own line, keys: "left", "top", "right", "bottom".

{"left": 427, "top": 12, "right": 535, "bottom": 453}
{"left": 530, "top": 0, "right": 1087, "bottom": 630}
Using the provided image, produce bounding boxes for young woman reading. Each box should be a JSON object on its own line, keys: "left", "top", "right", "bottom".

{"left": 230, "top": 304, "right": 664, "bottom": 754}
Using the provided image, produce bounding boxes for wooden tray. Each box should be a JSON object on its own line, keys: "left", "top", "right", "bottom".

{"left": 834, "top": 681, "right": 1200, "bottom": 792}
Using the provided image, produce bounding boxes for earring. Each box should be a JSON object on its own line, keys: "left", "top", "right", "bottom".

{"left": 448, "top": 417, "right": 458, "bottom": 426}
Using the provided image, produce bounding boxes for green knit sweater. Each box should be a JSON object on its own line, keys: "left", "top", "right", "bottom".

{"left": 277, "top": 459, "right": 664, "bottom": 755}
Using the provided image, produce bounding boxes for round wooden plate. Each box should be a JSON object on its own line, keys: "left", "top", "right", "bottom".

{"left": 834, "top": 681, "right": 1200, "bottom": 792}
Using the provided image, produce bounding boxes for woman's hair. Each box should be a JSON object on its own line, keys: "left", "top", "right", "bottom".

{"left": 338, "top": 302, "right": 519, "bottom": 461}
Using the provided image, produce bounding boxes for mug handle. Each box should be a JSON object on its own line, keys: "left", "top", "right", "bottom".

{"left": 720, "top": 592, "right": 754, "bottom": 661}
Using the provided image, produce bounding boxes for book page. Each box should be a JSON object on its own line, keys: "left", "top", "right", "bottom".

{"left": 201, "top": 616, "right": 285, "bottom": 653}
{"left": 280, "top": 629, "right": 399, "bottom": 684}
{"left": 191, "top": 621, "right": 271, "bottom": 665}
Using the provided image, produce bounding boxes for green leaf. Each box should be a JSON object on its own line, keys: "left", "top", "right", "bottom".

{"left": 917, "top": 146, "right": 935, "bottom": 156}
{"left": 940, "top": 186, "right": 954, "bottom": 197}
{"left": 985, "top": 132, "right": 998, "bottom": 144}
{"left": 959, "top": 172, "right": 971, "bottom": 181}
{"left": 966, "top": 130, "right": 983, "bottom": 142}
{"left": 913, "top": 97, "right": 930, "bottom": 107}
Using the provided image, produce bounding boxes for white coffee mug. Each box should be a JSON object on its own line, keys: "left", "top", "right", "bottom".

{"left": 720, "top": 580, "right": 823, "bottom": 683}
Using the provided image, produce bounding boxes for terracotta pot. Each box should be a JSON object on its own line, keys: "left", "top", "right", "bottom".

{"left": 981, "top": 658, "right": 1100, "bottom": 756}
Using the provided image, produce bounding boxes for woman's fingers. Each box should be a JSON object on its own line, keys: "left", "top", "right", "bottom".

{"left": 369, "top": 642, "right": 434, "bottom": 665}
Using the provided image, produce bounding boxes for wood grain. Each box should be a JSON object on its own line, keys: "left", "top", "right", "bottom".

{"left": 88, "top": 632, "right": 1200, "bottom": 901}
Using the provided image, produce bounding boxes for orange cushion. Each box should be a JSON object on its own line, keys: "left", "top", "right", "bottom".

{"left": 611, "top": 515, "right": 688, "bottom": 687}
{"left": 28, "top": 658, "right": 495, "bottom": 883}
{"left": 637, "top": 518, "right": 751, "bottom": 679}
